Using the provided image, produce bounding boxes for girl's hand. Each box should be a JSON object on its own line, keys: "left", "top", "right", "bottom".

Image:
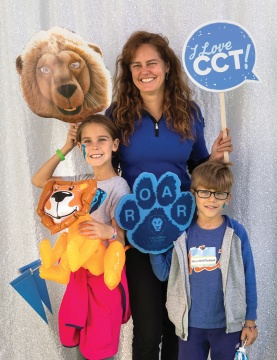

{"left": 63, "top": 123, "right": 79, "bottom": 152}
{"left": 78, "top": 219, "right": 114, "bottom": 240}
{"left": 210, "top": 128, "right": 233, "bottom": 161}
{"left": 241, "top": 321, "right": 258, "bottom": 346}
{"left": 32, "top": 123, "right": 80, "bottom": 188}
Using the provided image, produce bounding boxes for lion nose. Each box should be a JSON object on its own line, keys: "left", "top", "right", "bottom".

{"left": 57, "top": 84, "right": 77, "bottom": 98}
{"left": 51, "top": 191, "right": 72, "bottom": 203}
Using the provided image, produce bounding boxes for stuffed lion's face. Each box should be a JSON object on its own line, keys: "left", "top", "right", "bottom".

{"left": 37, "top": 179, "right": 97, "bottom": 234}
{"left": 16, "top": 27, "right": 112, "bottom": 123}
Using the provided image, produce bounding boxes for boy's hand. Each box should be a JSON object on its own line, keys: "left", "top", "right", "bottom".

{"left": 241, "top": 320, "right": 258, "bottom": 346}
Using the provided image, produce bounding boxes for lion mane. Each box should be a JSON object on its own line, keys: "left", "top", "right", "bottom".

{"left": 16, "top": 27, "right": 112, "bottom": 123}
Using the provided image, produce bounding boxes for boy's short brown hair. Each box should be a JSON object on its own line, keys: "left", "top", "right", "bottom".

{"left": 191, "top": 161, "right": 234, "bottom": 192}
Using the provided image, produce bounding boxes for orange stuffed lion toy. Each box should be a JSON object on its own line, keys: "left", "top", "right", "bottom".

{"left": 37, "top": 179, "right": 125, "bottom": 291}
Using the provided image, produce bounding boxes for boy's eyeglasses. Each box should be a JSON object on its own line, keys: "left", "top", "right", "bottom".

{"left": 194, "top": 190, "right": 230, "bottom": 200}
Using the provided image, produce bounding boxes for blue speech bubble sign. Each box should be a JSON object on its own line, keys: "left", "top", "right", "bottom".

{"left": 182, "top": 21, "right": 258, "bottom": 92}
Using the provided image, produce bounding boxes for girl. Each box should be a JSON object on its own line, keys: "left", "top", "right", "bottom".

{"left": 32, "top": 114, "right": 131, "bottom": 360}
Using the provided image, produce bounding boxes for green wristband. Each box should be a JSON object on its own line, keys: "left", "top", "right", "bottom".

{"left": 56, "top": 149, "right": 65, "bottom": 161}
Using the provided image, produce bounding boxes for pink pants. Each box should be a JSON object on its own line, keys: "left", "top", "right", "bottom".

{"left": 58, "top": 267, "right": 130, "bottom": 360}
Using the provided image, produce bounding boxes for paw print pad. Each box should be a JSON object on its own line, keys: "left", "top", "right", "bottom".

{"left": 115, "top": 172, "right": 195, "bottom": 254}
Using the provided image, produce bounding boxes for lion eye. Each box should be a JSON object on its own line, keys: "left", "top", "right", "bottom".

{"left": 40, "top": 66, "right": 51, "bottom": 74}
{"left": 70, "top": 62, "right": 80, "bottom": 69}
{"left": 54, "top": 186, "right": 59, "bottom": 191}
{"left": 68, "top": 186, "right": 74, "bottom": 190}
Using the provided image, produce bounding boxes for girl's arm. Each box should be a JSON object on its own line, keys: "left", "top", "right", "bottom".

{"left": 32, "top": 123, "right": 78, "bottom": 188}
{"left": 111, "top": 218, "right": 125, "bottom": 246}
{"left": 77, "top": 217, "right": 125, "bottom": 246}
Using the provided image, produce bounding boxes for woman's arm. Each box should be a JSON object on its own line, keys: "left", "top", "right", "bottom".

{"left": 187, "top": 128, "right": 233, "bottom": 173}
{"left": 32, "top": 123, "right": 78, "bottom": 188}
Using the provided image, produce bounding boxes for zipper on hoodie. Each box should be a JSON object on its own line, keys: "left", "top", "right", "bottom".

{"left": 145, "top": 110, "right": 161, "bottom": 137}
{"left": 149, "top": 116, "right": 159, "bottom": 137}
{"left": 154, "top": 122, "right": 159, "bottom": 136}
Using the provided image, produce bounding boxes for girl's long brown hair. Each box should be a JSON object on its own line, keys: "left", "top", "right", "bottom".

{"left": 112, "top": 31, "right": 199, "bottom": 145}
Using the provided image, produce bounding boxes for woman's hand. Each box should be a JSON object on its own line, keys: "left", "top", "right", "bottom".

{"left": 78, "top": 219, "right": 114, "bottom": 240}
{"left": 210, "top": 128, "right": 233, "bottom": 161}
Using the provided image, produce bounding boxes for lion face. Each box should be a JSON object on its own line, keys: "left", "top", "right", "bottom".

{"left": 16, "top": 27, "right": 112, "bottom": 123}
{"left": 44, "top": 182, "right": 85, "bottom": 223}
{"left": 37, "top": 179, "right": 97, "bottom": 234}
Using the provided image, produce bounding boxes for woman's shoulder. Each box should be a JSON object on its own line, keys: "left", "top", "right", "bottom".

{"left": 190, "top": 101, "right": 203, "bottom": 120}
{"left": 190, "top": 101, "right": 205, "bottom": 133}
{"left": 105, "top": 102, "right": 117, "bottom": 120}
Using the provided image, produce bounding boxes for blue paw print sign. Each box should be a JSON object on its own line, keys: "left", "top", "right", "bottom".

{"left": 115, "top": 172, "right": 195, "bottom": 254}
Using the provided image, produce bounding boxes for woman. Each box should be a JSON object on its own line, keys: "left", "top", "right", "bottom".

{"left": 106, "top": 30, "right": 233, "bottom": 360}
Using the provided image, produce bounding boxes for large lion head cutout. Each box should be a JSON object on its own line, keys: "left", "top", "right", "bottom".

{"left": 16, "top": 27, "right": 112, "bottom": 123}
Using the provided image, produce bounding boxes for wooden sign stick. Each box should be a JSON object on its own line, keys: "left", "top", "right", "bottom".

{"left": 219, "top": 92, "right": 229, "bottom": 163}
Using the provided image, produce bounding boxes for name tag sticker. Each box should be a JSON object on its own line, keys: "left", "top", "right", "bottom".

{"left": 189, "top": 246, "right": 216, "bottom": 268}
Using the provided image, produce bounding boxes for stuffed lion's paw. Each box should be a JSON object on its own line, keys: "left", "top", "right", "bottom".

{"left": 104, "top": 241, "right": 126, "bottom": 291}
{"left": 39, "top": 232, "right": 68, "bottom": 269}
{"left": 83, "top": 241, "right": 107, "bottom": 275}
{"left": 39, "top": 252, "right": 70, "bottom": 285}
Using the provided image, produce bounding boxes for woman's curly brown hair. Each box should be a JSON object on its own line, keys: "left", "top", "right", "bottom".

{"left": 112, "top": 31, "right": 199, "bottom": 145}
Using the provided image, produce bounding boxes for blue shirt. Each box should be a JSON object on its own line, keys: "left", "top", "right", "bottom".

{"left": 187, "top": 219, "right": 226, "bottom": 329}
{"left": 106, "top": 106, "right": 209, "bottom": 191}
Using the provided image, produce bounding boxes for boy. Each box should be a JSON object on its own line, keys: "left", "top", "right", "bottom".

{"left": 150, "top": 161, "right": 258, "bottom": 360}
